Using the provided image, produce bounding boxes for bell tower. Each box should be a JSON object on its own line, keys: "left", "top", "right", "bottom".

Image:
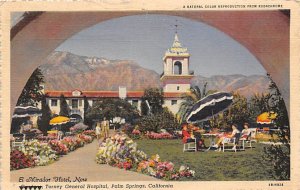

{"left": 160, "top": 33, "right": 194, "bottom": 93}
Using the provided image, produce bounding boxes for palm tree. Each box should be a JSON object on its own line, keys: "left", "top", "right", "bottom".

{"left": 177, "top": 83, "right": 215, "bottom": 123}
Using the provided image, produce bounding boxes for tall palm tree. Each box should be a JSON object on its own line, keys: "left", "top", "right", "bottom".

{"left": 177, "top": 83, "right": 214, "bottom": 123}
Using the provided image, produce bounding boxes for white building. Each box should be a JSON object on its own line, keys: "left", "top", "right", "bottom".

{"left": 160, "top": 33, "right": 194, "bottom": 113}
{"left": 45, "top": 33, "right": 194, "bottom": 119}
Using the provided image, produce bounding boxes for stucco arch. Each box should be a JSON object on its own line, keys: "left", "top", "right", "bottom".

{"left": 11, "top": 11, "right": 290, "bottom": 116}
{"left": 173, "top": 61, "right": 183, "bottom": 75}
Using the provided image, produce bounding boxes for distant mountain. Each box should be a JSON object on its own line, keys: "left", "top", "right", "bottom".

{"left": 39, "top": 51, "right": 270, "bottom": 98}
{"left": 191, "top": 75, "right": 270, "bottom": 98}
{"left": 40, "top": 51, "right": 160, "bottom": 91}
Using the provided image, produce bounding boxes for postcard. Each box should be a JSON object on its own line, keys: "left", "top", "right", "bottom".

{"left": 1, "top": 0, "right": 300, "bottom": 190}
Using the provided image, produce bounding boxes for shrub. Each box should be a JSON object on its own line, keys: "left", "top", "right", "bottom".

{"left": 138, "top": 108, "right": 179, "bottom": 133}
{"left": 96, "top": 133, "right": 195, "bottom": 180}
{"left": 145, "top": 131, "right": 173, "bottom": 139}
{"left": 10, "top": 150, "right": 35, "bottom": 170}
{"left": 61, "top": 136, "right": 85, "bottom": 151}
{"left": 82, "top": 130, "right": 96, "bottom": 138}
{"left": 78, "top": 134, "right": 93, "bottom": 143}
{"left": 121, "top": 123, "right": 134, "bottom": 135}
{"left": 48, "top": 140, "right": 69, "bottom": 155}
{"left": 18, "top": 140, "right": 58, "bottom": 166}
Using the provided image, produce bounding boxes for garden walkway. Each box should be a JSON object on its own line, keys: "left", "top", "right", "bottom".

{"left": 11, "top": 137, "right": 157, "bottom": 182}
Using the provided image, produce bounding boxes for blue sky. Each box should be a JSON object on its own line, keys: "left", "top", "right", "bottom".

{"left": 56, "top": 14, "right": 266, "bottom": 77}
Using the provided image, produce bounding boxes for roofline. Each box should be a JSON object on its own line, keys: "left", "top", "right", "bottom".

{"left": 160, "top": 75, "right": 194, "bottom": 81}
{"left": 163, "top": 54, "right": 190, "bottom": 61}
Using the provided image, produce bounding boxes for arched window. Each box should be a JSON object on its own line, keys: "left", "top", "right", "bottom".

{"left": 174, "top": 61, "right": 182, "bottom": 75}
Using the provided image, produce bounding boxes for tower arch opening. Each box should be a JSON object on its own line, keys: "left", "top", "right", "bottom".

{"left": 173, "top": 61, "right": 182, "bottom": 75}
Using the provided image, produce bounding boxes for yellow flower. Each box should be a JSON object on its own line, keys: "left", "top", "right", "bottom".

{"left": 149, "top": 160, "right": 155, "bottom": 167}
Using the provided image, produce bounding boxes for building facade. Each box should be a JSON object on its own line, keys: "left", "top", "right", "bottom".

{"left": 160, "top": 33, "right": 194, "bottom": 113}
{"left": 44, "top": 33, "right": 194, "bottom": 119}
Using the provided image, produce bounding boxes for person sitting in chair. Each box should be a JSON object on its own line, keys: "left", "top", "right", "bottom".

{"left": 241, "top": 122, "right": 251, "bottom": 139}
{"left": 213, "top": 124, "right": 240, "bottom": 151}
{"left": 193, "top": 129, "right": 206, "bottom": 150}
{"left": 182, "top": 123, "right": 191, "bottom": 143}
{"left": 182, "top": 124, "right": 206, "bottom": 150}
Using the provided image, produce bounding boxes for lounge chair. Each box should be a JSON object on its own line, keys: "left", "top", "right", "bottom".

{"left": 239, "top": 129, "right": 257, "bottom": 150}
{"left": 11, "top": 133, "right": 26, "bottom": 149}
{"left": 183, "top": 138, "right": 197, "bottom": 152}
{"left": 222, "top": 133, "right": 241, "bottom": 152}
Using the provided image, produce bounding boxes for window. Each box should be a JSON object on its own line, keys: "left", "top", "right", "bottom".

{"left": 132, "top": 100, "right": 139, "bottom": 108}
{"left": 177, "top": 86, "right": 180, "bottom": 91}
{"left": 72, "top": 99, "right": 78, "bottom": 109}
{"left": 171, "top": 100, "right": 177, "bottom": 105}
{"left": 51, "top": 99, "right": 57, "bottom": 107}
{"left": 79, "top": 99, "right": 82, "bottom": 107}
{"left": 173, "top": 61, "right": 182, "bottom": 75}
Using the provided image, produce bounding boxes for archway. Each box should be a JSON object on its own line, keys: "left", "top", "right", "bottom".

{"left": 173, "top": 61, "right": 183, "bottom": 75}
{"left": 11, "top": 11, "right": 290, "bottom": 116}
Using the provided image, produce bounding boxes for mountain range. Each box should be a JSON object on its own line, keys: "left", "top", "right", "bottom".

{"left": 39, "top": 51, "right": 270, "bottom": 98}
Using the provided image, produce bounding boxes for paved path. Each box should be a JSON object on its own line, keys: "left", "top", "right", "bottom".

{"left": 11, "top": 140, "right": 157, "bottom": 182}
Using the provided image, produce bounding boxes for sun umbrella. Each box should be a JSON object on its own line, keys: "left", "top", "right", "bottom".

{"left": 186, "top": 92, "right": 233, "bottom": 123}
{"left": 256, "top": 112, "right": 277, "bottom": 124}
{"left": 49, "top": 116, "right": 70, "bottom": 125}
{"left": 12, "top": 105, "right": 42, "bottom": 118}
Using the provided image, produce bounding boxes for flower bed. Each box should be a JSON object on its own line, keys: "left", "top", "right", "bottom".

{"left": 96, "top": 133, "right": 195, "bottom": 180}
{"left": 78, "top": 134, "right": 93, "bottom": 143}
{"left": 96, "top": 133, "right": 147, "bottom": 165}
{"left": 10, "top": 130, "right": 95, "bottom": 170}
{"left": 145, "top": 131, "right": 174, "bottom": 140}
{"left": 61, "top": 136, "right": 84, "bottom": 151}
{"left": 82, "top": 130, "right": 96, "bottom": 138}
{"left": 10, "top": 150, "right": 35, "bottom": 170}
{"left": 18, "top": 139, "right": 58, "bottom": 166}
{"left": 48, "top": 139, "right": 69, "bottom": 155}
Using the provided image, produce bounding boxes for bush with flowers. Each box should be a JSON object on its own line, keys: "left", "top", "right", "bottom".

{"left": 96, "top": 133, "right": 195, "bottom": 180}
{"left": 136, "top": 154, "right": 195, "bottom": 180}
{"left": 61, "top": 136, "right": 84, "bottom": 151}
{"left": 96, "top": 133, "right": 147, "bottom": 166}
{"left": 130, "top": 127, "right": 141, "bottom": 140}
{"left": 82, "top": 130, "right": 96, "bottom": 138}
{"left": 145, "top": 131, "right": 174, "bottom": 140}
{"left": 78, "top": 134, "right": 93, "bottom": 143}
{"left": 18, "top": 139, "right": 58, "bottom": 166}
{"left": 10, "top": 149, "right": 35, "bottom": 170}
{"left": 10, "top": 130, "right": 95, "bottom": 170}
{"left": 48, "top": 139, "right": 69, "bottom": 155}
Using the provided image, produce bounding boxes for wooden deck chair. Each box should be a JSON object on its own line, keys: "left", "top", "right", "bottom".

{"left": 12, "top": 133, "right": 26, "bottom": 149}
{"left": 222, "top": 133, "right": 241, "bottom": 152}
{"left": 239, "top": 128, "right": 258, "bottom": 150}
{"left": 183, "top": 138, "right": 197, "bottom": 152}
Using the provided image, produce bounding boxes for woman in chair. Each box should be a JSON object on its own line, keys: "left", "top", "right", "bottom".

{"left": 241, "top": 122, "right": 251, "bottom": 139}
{"left": 182, "top": 123, "right": 191, "bottom": 143}
{"left": 182, "top": 124, "right": 206, "bottom": 150}
{"left": 213, "top": 124, "right": 240, "bottom": 151}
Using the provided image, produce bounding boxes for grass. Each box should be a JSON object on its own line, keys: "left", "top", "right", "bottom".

{"left": 135, "top": 139, "right": 276, "bottom": 181}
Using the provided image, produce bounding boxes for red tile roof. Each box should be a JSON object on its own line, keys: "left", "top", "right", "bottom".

{"left": 45, "top": 90, "right": 185, "bottom": 98}
{"left": 164, "top": 92, "right": 184, "bottom": 98}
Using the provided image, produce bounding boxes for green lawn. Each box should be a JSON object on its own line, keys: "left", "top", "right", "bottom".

{"left": 135, "top": 139, "right": 275, "bottom": 181}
